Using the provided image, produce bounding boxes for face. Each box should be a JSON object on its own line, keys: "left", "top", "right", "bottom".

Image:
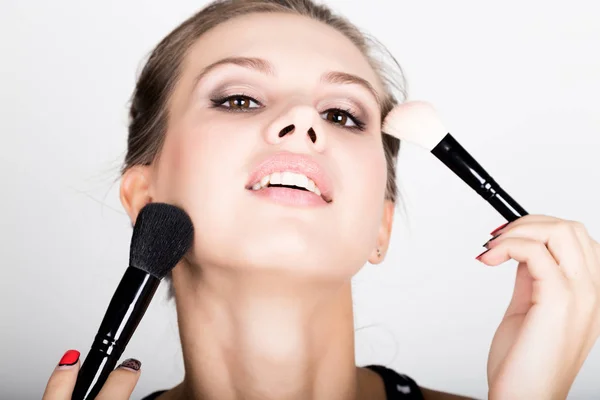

{"left": 150, "top": 13, "right": 390, "bottom": 280}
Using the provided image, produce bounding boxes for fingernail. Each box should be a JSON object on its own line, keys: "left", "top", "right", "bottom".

{"left": 117, "top": 358, "right": 142, "bottom": 372}
{"left": 483, "top": 234, "right": 500, "bottom": 248}
{"left": 58, "top": 350, "right": 80, "bottom": 368}
{"left": 490, "top": 223, "right": 508, "bottom": 236}
{"left": 475, "top": 248, "right": 490, "bottom": 260}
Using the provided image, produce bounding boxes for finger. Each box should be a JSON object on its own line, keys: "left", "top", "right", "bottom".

{"left": 488, "top": 220, "right": 589, "bottom": 283}
{"left": 95, "top": 358, "right": 142, "bottom": 400}
{"left": 42, "top": 350, "right": 81, "bottom": 400}
{"left": 478, "top": 237, "right": 567, "bottom": 293}
{"left": 490, "top": 214, "right": 559, "bottom": 235}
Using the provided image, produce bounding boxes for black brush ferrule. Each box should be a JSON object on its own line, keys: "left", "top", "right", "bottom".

{"left": 431, "top": 133, "right": 528, "bottom": 222}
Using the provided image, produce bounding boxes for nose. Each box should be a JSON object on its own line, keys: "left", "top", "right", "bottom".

{"left": 264, "top": 104, "right": 326, "bottom": 152}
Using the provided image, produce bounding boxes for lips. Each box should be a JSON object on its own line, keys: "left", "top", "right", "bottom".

{"left": 246, "top": 152, "right": 333, "bottom": 203}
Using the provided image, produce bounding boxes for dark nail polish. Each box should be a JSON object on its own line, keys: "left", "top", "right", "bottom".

{"left": 58, "top": 350, "right": 80, "bottom": 366}
{"left": 490, "top": 223, "right": 508, "bottom": 236}
{"left": 483, "top": 235, "right": 500, "bottom": 248}
{"left": 475, "top": 248, "right": 490, "bottom": 260}
{"left": 118, "top": 358, "right": 142, "bottom": 372}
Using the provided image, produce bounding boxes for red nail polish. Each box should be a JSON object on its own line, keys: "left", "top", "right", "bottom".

{"left": 490, "top": 223, "right": 508, "bottom": 236}
{"left": 59, "top": 350, "right": 80, "bottom": 366}
{"left": 475, "top": 248, "right": 490, "bottom": 260}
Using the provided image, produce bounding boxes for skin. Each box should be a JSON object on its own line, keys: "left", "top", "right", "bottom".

{"left": 42, "top": 12, "right": 600, "bottom": 400}
{"left": 126, "top": 12, "right": 394, "bottom": 400}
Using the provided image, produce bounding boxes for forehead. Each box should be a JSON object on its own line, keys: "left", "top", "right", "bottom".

{"left": 181, "top": 12, "right": 384, "bottom": 94}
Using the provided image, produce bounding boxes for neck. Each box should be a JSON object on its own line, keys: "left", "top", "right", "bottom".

{"left": 170, "top": 260, "right": 359, "bottom": 400}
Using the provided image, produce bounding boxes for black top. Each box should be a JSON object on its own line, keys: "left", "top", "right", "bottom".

{"left": 140, "top": 365, "right": 424, "bottom": 400}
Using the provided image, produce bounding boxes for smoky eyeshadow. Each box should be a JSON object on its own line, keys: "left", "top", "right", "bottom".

{"left": 203, "top": 79, "right": 375, "bottom": 125}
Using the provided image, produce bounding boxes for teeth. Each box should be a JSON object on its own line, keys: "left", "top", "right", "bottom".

{"left": 260, "top": 175, "right": 270, "bottom": 187}
{"left": 270, "top": 172, "right": 282, "bottom": 185}
{"left": 281, "top": 172, "right": 308, "bottom": 188}
{"left": 250, "top": 171, "right": 323, "bottom": 197}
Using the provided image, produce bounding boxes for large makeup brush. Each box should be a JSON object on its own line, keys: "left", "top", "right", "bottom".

{"left": 382, "top": 101, "right": 528, "bottom": 222}
{"left": 71, "top": 203, "right": 194, "bottom": 400}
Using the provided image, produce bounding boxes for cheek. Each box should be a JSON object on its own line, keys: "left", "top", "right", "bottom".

{"left": 335, "top": 139, "right": 388, "bottom": 246}
{"left": 156, "top": 122, "right": 231, "bottom": 202}
{"left": 153, "top": 115, "right": 257, "bottom": 245}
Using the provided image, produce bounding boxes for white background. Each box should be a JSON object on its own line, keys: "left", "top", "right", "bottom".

{"left": 1, "top": 0, "right": 599, "bottom": 399}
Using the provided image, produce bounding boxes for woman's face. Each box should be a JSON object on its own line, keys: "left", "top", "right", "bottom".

{"left": 151, "top": 12, "right": 390, "bottom": 280}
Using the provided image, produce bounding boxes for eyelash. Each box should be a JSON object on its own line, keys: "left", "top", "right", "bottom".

{"left": 209, "top": 94, "right": 367, "bottom": 132}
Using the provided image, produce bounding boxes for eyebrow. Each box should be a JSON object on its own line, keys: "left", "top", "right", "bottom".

{"left": 193, "top": 56, "right": 382, "bottom": 109}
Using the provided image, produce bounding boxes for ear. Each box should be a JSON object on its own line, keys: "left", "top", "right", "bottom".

{"left": 119, "top": 165, "right": 154, "bottom": 226}
{"left": 368, "top": 199, "right": 395, "bottom": 264}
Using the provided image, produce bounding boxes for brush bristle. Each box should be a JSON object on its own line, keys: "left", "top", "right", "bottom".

{"left": 382, "top": 101, "right": 448, "bottom": 151}
{"left": 129, "top": 203, "right": 194, "bottom": 279}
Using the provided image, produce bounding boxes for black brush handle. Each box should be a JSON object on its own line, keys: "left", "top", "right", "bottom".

{"left": 431, "top": 133, "right": 528, "bottom": 222}
{"left": 71, "top": 267, "right": 160, "bottom": 400}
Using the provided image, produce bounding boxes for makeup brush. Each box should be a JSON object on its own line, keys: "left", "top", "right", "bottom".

{"left": 382, "top": 101, "right": 528, "bottom": 222}
{"left": 71, "top": 203, "right": 194, "bottom": 400}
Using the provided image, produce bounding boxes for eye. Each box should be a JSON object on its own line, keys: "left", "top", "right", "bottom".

{"left": 211, "top": 94, "right": 262, "bottom": 110}
{"left": 320, "top": 108, "right": 366, "bottom": 132}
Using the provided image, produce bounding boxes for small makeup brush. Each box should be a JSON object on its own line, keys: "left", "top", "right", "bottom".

{"left": 71, "top": 203, "right": 194, "bottom": 400}
{"left": 382, "top": 101, "right": 528, "bottom": 222}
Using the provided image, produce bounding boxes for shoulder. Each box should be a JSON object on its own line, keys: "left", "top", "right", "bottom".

{"left": 363, "top": 365, "right": 425, "bottom": 400}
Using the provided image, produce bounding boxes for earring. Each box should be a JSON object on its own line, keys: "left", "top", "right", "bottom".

{"left": 376, "top": 248, "right": 382, "bottom": 258}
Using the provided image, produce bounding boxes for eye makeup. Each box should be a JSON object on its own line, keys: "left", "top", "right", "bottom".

{"left": 201, "top": 72, "right": 376, "bottom": 133}
{"left": 209, "top": 92, "right": 368, "bottom": 132}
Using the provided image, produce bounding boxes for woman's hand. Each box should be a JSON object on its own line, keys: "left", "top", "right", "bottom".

{"left": 479, "top": 215, "right": 600, "bottom": 399}
{"left": 42, "top": 350, "right": 141, "bottom": 400}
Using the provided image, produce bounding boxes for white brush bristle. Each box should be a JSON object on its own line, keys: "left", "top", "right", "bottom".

{"left": 382, "top": 101, "right": 448, "bottom": 151}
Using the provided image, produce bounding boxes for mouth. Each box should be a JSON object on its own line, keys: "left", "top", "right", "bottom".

{"left": 245, "top": 152, "right": 334, "bottom": 206}
{"left": 246, "top": 171, "right": 332, "bottom": 203}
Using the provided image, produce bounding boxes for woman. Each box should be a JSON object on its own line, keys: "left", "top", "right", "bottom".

{"left": 42, "top": 0, "right": 600, "bottom": 399}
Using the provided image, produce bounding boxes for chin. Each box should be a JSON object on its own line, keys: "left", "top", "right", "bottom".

{"left": 185, "top": 204, "right": 367, "bottom": 280}
{"left": 195, "top": 232, "right": 355, "bottom": 282}
{"left": 241, "top": 231, "right": 325, "bottom": 269}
